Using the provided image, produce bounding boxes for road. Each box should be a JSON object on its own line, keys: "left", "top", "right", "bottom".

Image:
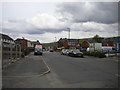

{"left": 2, "top": 51, "right": 118, "bottom": 88}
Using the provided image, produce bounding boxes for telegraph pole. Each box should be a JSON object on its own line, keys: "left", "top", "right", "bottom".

{"left": 67, "top": 28, "right": 70, "bottom": 40}
{"left": 67, "top": 28, "right": 70, "bottom": 48}
{"left": 55, "top": 37, "right": 57, "bottom": 42}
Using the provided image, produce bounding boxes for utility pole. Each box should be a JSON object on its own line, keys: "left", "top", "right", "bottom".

{"left": 67, "top": 28, "right": 70, "bottom": 48}
{"left": 55, "top": 37, "right": 57, "bottom": 42}
{"left": 67, "top": 28, "right": 70, "bottom": 40}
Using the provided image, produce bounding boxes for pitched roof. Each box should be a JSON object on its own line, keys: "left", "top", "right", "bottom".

{"left": 0, "top": 33, "right": 14, "bottom": 41}
{"left": 15, "top": 38, "right": 28, "bottom": 41}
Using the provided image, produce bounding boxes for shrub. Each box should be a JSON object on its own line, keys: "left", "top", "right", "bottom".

{"left": 11, "top": 61, "right": 15, "bottom": 63}
{"left": 96, "top": 52, "right": 106, "bottom": 58}
{"left": 83, "top": 51, "right": 106, "bottom": 58}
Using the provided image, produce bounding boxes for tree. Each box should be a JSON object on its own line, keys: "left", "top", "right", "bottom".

{"left": 37, "top": 40, "right": 39, "bottom": 42}
{"left": 92, "top": 35, "right": 102, "bottom": 43}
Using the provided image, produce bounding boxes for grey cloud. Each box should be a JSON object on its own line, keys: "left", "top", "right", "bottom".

{"left": 1, "top": 2, "right": 118, "bottom": 37}
{"left": 27, "top": 28, "right": 67, "bottom": 34}
{"left": 1, "top": 19, "right": 68, "bottom": 35}
{"left": 57, "top": 2, "right": 118, "bottom": 24}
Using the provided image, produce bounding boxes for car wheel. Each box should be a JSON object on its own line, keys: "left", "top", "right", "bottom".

{"left": 81, "top": 55, "right": 84, "bottom": 58}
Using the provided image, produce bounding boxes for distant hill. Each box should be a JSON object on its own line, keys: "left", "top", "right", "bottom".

{"left": 42, "top": 42, "right": 58, "bottom": 48}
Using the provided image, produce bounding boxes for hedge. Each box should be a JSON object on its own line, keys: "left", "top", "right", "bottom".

{"left": 83, "top": 51, "right": 106, "bottom": 58}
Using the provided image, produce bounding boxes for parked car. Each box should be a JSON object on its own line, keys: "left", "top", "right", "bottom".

{"left": 68, "top": 49, "right": 84, "bottom": 57}
{"left": 61, "top": 49, "right": 65, "bottom": 55}
{"left": 50, "top": 49, "right": 54, "bottom": 52}
{"left": 105, "top": 51, "right": 116, "bottom": 57}
{"left": 61, "top": 49, "right": 68, "bottom": 55}
{"left": 56, "top": 48, "right": 62, "bottom": 52}
{"left": 65, "top": 49, "right": 71, "bottom": 55}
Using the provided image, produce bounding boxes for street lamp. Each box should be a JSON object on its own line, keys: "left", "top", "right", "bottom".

{"left": 67, "top": 28, "right": 70, "bottom": 48}
{"left": 67, "top": 28, "right": 70, "bottom": 40}
{"left": 55, "top": 37, "right": 57, "bottom": 42}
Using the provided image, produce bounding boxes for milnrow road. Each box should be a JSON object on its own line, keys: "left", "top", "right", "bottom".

{"left": 2, "top": 51, "right": 118, "bottom": 88}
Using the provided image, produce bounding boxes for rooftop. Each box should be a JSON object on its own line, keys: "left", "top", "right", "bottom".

{"left": 0, "top": 33, "right": 14, "bottom": 41}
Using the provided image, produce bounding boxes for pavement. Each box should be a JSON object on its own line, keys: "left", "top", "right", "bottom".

{"left": 2, "top": 58, "right": 20, "bottom": 69}
{"left": 2, "top": 51, "right": 119, "bottom": 88}
{"left": 2, "top": 52, "right": 50, "bottom": 88}
{"left": 2, "top": 54, "right": 50, "bottom": 73}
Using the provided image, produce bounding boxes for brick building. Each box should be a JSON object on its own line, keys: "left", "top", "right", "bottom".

{"left": 58, "top": 38, "right": 80, "bottom": 49}
{"left": 101, "top": 37, "right": 114, "bottom": 47}
{"left": 15, "top": 38, "right": 34, "bottom": 55}
{"left": 81, "top": 40, "right": 89, "bottom": 49}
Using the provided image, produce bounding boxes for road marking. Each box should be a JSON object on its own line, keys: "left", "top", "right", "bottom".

{"left": 41, "top": 56, "right": 51, "bottom": 74}
{"left": 41, "top": 56, "right": 66, "bottom": 88}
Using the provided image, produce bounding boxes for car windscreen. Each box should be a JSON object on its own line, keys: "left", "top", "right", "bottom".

{"left": 35, "top": 48, "right": 42, "bottom": 51}
{"left": 72, "top": 50, "right": 81, "bottom": 53}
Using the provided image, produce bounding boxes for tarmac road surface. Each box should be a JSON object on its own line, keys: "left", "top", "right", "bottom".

{"left": 2, "top": 51, "right": 118, "bottom": 88}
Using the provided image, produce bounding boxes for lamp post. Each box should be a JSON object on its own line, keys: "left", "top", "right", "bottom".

{"left": 67, "top": 28, "right": 70, "bottom": 40}
{"left": 55, "top": 37, "right": 57, "bottom": 42}
{"left": 67, "top": 28, "right": 70, "bottom": 48}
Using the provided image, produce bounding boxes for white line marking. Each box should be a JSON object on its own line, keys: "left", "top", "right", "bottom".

{"left": 3, "top": 56, "right": 51, "bottom": 78}
{"left": 41, "top": 56, "right": 51, "bottom": 74}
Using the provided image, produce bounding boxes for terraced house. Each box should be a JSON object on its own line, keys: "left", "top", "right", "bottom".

{"left": 15, "top": 38, "right": 34, "bottom": 55}
{"left": 1, "top": 33, "right": 21, "bottom": 60}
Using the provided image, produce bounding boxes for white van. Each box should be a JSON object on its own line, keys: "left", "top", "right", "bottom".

{"left": 34, "top": 45, "right": 43, "bottom": 55}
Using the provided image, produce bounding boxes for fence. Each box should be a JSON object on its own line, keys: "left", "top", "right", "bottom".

{"left": 2, "top": 42, "right": 21, "bottom": 59}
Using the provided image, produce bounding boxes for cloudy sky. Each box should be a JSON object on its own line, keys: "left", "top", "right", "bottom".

{"left": 0, "top": 1, "right": 118, "bottom": 43}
